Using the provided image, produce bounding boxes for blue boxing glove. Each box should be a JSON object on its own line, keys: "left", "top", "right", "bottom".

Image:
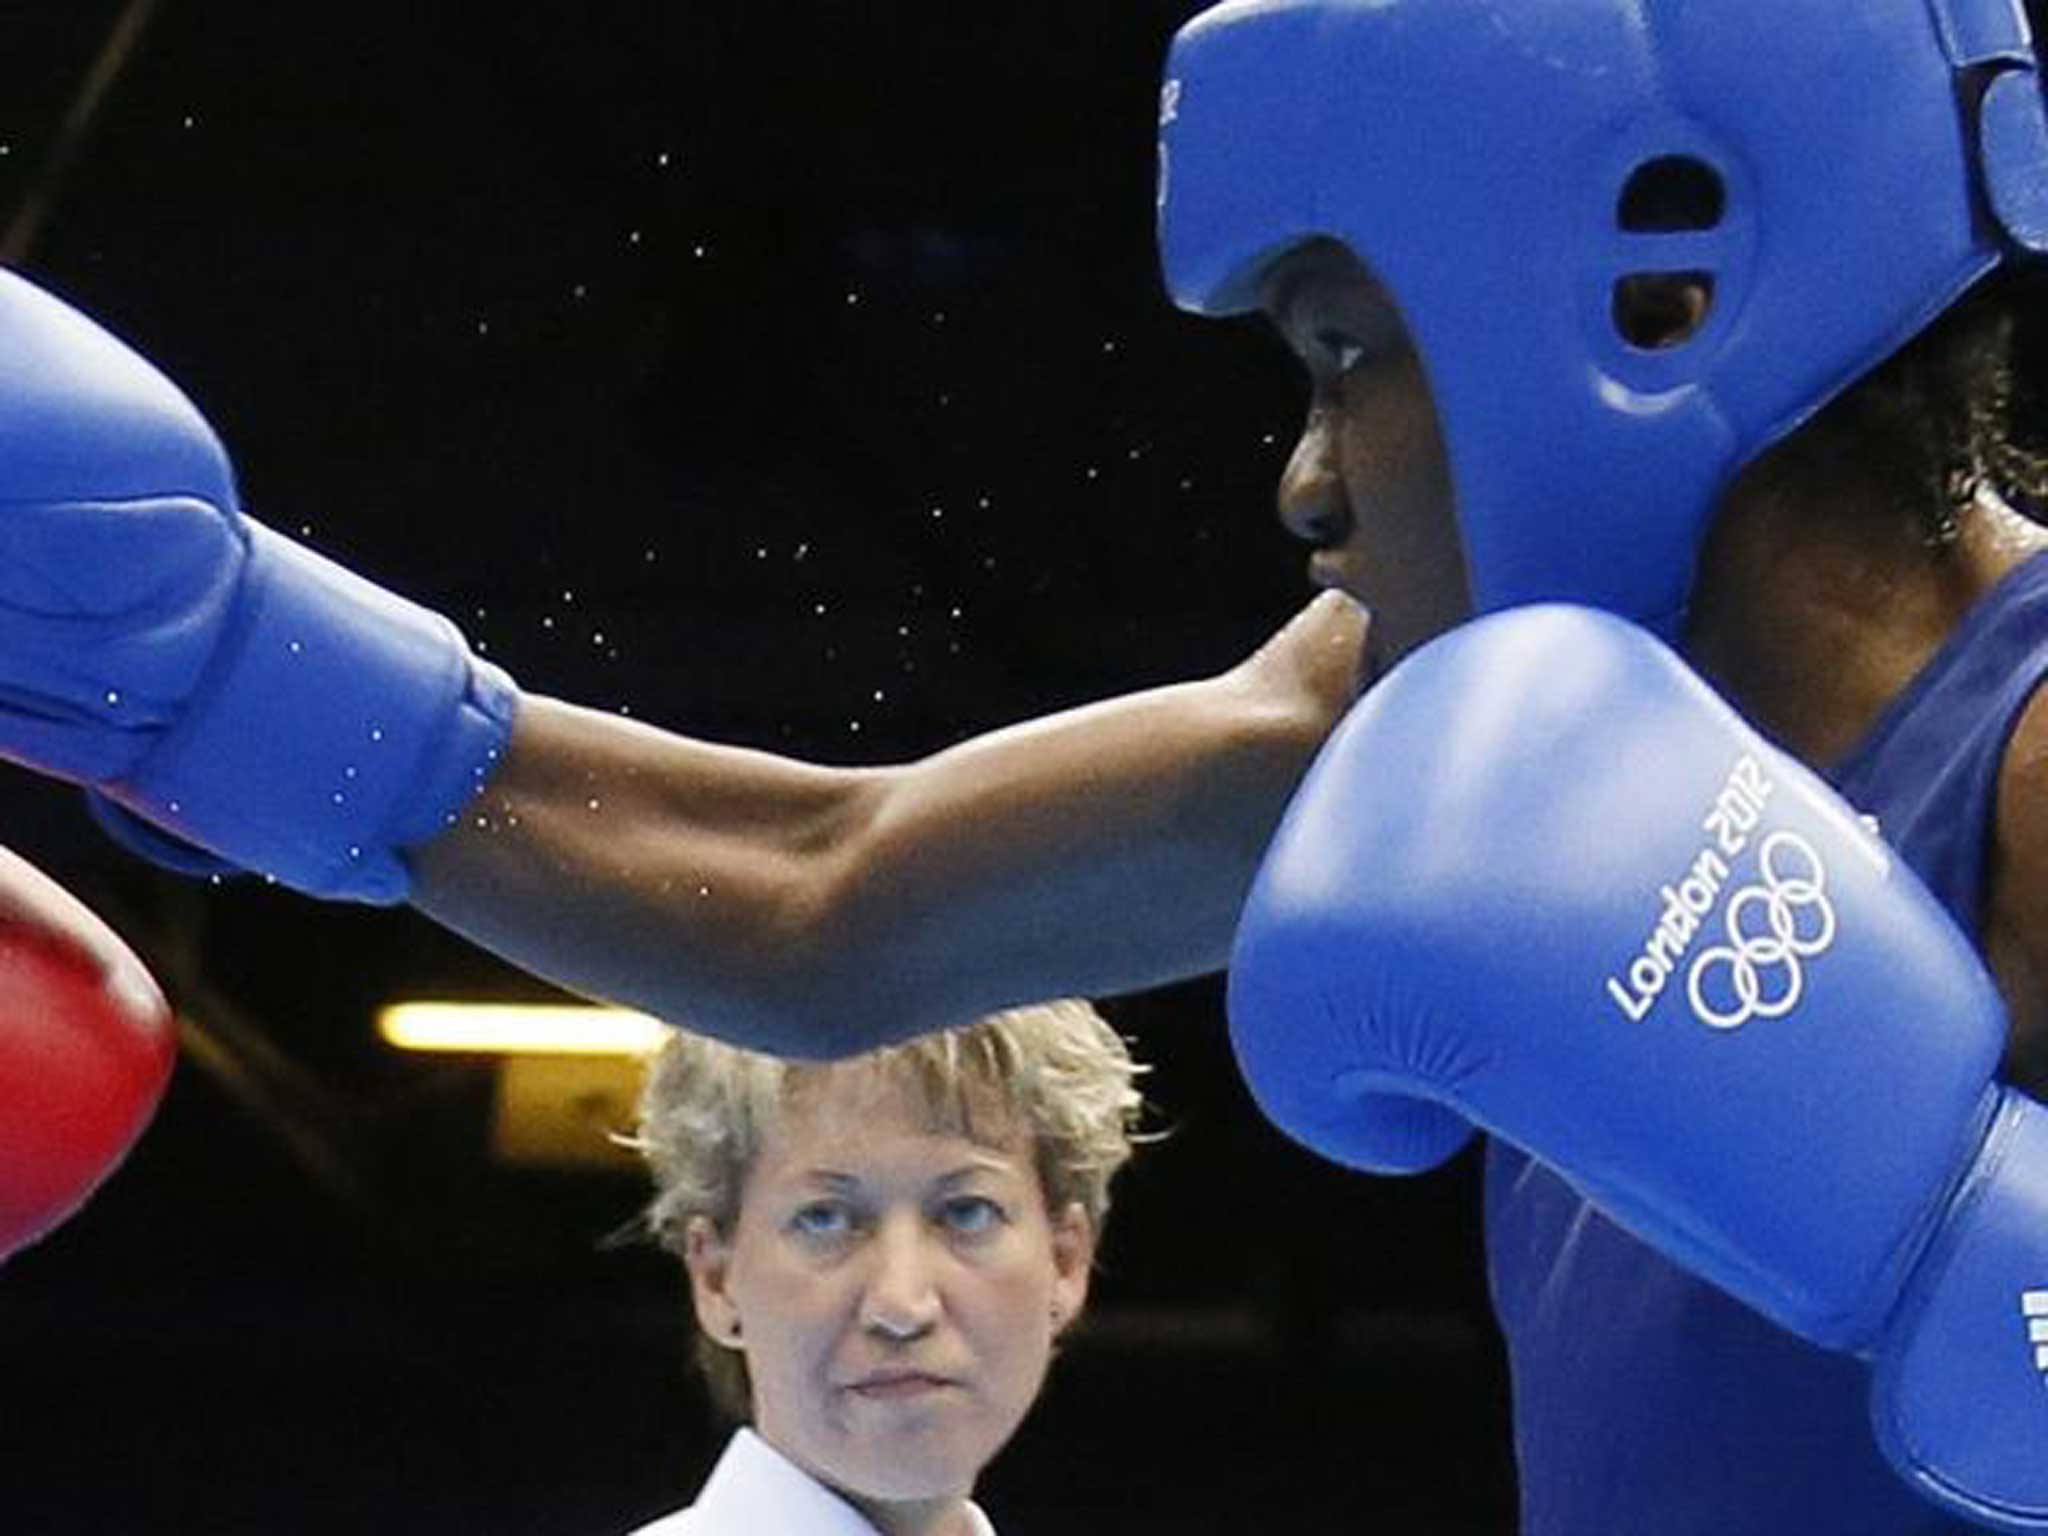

{"left": 1229, "top": 605, "right": 2048, "bottom": 1533}
{"left": 0, "top": 267, "right": 515, "bottom": 902}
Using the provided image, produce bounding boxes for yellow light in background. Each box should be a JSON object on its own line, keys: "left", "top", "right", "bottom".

{"left": 377, "top": 1001, "right": 669, "bottom": 1057}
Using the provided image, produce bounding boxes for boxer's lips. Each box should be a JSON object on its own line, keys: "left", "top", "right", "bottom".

{"left": 1308, "top": 548, "right": 1362, "bottom": 595}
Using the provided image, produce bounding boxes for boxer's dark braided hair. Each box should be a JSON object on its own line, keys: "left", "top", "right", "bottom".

{"left": 1817, "top": 12, "right": 2048, "bottom": 550}
{"left": 1828, "top": 265, "right": 2048, "bottom": 549}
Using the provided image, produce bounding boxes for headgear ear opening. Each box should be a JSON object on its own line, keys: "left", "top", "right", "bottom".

{"left": 1612, "top": 273, "right": 1715, "bottom": 353}
{"left": 1617, "top": 156, "right": 1726, "bottom": 234}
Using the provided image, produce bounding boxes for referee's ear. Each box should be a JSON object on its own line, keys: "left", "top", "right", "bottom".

{"left": 1048, "top": 1201, "right": 1097, "bottom": 1339}
{"left": 684, "top": 1214, "right": 745, "bottom": 1350}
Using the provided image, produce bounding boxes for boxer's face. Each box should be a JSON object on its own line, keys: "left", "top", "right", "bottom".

{"left": 685, "top": 1067, "right": 1092, "bottom": 1511}
{"left": 1260, "top": 240, "right": 1470, "bottom": 664}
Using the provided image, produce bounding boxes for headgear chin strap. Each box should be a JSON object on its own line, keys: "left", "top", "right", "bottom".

{"left": 1157, "top": 0, "right": 2048, "bottom": 633}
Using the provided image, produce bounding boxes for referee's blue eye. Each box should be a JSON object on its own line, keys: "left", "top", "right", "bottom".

{"left": 940, "top": 1195, "right": 1005, "bottom": 1235}
{"left": 791, "top": 1200, "right": 854, "bottom": 1238}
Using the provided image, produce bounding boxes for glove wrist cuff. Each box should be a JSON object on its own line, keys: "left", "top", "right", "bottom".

{"left": 101, "top": 520, "right": 518, "bottom": 902}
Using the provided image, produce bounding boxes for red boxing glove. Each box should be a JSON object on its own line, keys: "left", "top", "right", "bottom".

{"left": 0, "top": 848, "right": 174, "bottom": 1261}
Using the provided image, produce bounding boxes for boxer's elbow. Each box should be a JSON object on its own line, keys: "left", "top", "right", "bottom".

{"left": 695, "top": 870, "right": 898, "bottom": 1061}
{"left": 631, "top": 775, "right": 926, "bottom": 1060}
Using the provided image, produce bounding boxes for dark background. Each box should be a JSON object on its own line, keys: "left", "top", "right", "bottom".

{"left": 0, "top": 5, "right": 1512, "bottom": 1531}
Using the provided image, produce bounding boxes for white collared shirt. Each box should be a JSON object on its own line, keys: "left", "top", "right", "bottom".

{"left": 623, "top": 1428, "right": 999, "bottom": 1536}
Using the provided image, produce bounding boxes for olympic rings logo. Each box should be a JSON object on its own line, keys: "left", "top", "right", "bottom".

{"left": 1684, "top": 831, "right": 1836, "bottom": 1030}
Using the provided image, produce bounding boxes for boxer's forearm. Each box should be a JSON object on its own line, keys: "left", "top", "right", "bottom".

{"left": 408, "top": 593, "right": 1366, "bottom": 1057}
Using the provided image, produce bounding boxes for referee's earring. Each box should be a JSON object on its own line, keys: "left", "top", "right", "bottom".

{"left": 681, "top": 1215, "right": 744, "bottom": 1349}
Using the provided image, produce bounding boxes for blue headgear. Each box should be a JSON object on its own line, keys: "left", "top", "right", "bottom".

{"left": 1157, "top": 0, "right": 2048, "bottom": 632}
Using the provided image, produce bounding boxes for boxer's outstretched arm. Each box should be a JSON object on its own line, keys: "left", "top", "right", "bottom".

{"left": 409, "top": 592, "right": 1366, "bottom": 1057}
{"left": 0, "top": 264, "right": 1358, "bottom": 1053}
